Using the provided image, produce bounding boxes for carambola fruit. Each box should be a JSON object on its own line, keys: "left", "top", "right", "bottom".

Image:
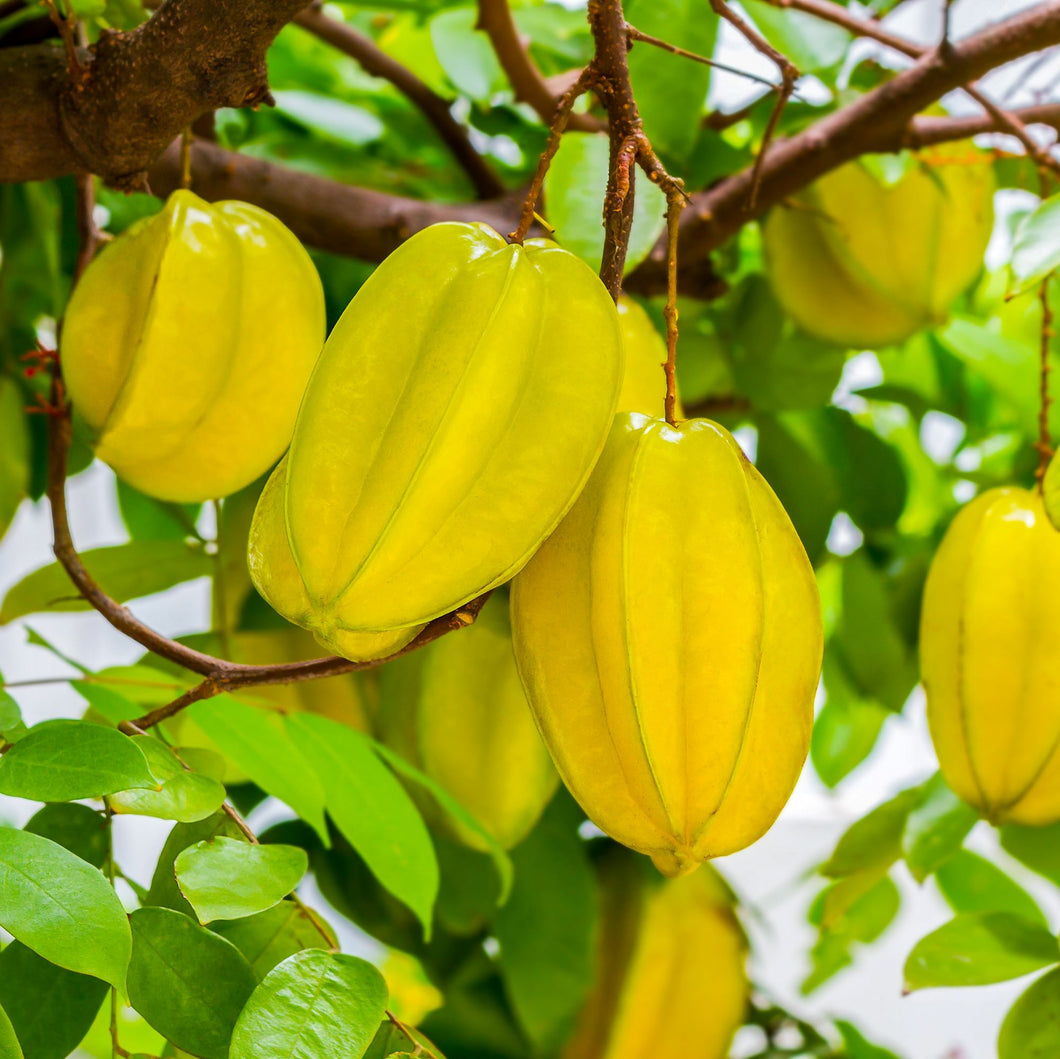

{"left": 376, "top": 593, "right": 558, "bottom": 851}
{"left": 762, "top": 147, "right": 994, "bottom": 349}
{"left": 249, "top": 221, "right": 623, "bottom": 658}
{"left": 922, "top": 487, "right": 1060, "bottom": 824}
{"left": 565, "top": 850, "right": 748, "bottom": 1059}
{"left": 62, "top": 190, "right": 325, "bottom": 502}
{"left": 512, "top": 413, "right": 823, "bottom": 875}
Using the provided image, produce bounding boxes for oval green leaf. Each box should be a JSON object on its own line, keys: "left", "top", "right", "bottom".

{"left": 0, "top": 540, "right": 212, "bottom": 623}
{"left": 0, "top": 1003, "right": 22, "bottom": 1059}
{"left": 0, "top": 941, "right": 108, "bottom": 1059}
{"left": 1013, "top": 194, "right": 1060, "bottom": 286}
{"left": 936, "top": 850, "right": 1048, "bottom": 927}
{"left": 999, "top": 966, "right": 1060, "bottom": 1058}
{"left": 175, "top": 837, "right": 308, "bottom": 924}
{"left": 0, "top": 720, "right": 156, "bottom": 801}
{"left": 229, "top": 950, "right": 388, "bottom": 1059}
{"left": 127, "top": 906, "right": 256, "bottom": 1059}
{"left": 285, "top": 714, "right": 439, "bottom": 936}
{"left": 188, "top": 697, "right": 329, "bottom": 844}
{"left": 213, "top": 902, "right": 336, "bottom": 981}
{"left": 0, "top": 827, "right": 131, "bottom": 992}
{"left": 110, "top": 735, "right": 225, "bottom": 823}
{"left": 904, "top": 912, "right": 1060, "bottom": 991}
{"left": 24, "top": 802, "right": 108, "bottom": 868}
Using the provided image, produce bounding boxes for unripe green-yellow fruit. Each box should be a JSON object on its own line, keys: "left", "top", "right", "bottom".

{"left": 62, "top": 190, "right": 325, "bottom": 502}
{"left": 615, "top": 297, "right": 682, "bottom": 418}
{"left": 565, "top": 852, "right": 748, "bottom": 1059}
{"left": 762, "top": 148, "right": 994, "bottom": 349}
{"left": 249, "top": 222, "right": 623, "bottom": 659}
{"left": 512, "top": 413, "right": 822, "bottom": 875}
{"left": 377, "top": 593, "right": 558, "bottom": 851}
{"left": 922, "top": 487, "right": 1060, "bottom": 824}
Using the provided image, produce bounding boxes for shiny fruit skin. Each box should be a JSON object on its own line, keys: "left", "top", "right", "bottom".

{"left": 922, "top": 487, "right": 1060, "bottom": 825}
{"left": 252, "top": 221, "right": 623, "bottom": 655}
{"left": 763, "top": 148, "right": 994, "bottom": 349}
{"left": 62, "top": 190, "right": 325, "bottom": 502}
{"left": 376, "top": 593, "right": 558, "bottom": 851}
{"left": 247, "top": 455, "right": 424, "bottom": 661}
{"left": 565, "top": 852, "right": 748, "bottom": 1059}
{"left": 512, "top": 413, "right": 822, "bottom": 875}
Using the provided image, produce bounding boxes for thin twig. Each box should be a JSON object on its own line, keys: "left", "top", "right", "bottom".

{"left": 295, "top": 3, "right": 505, "bottom": 199}
{"left": 476, "top": 0, "right": 602, "bottom": 133}
{"left": 710, "top": 0, "right": 799, "bottom": 206}
{"left": 509, "top": 65, "right": 597, "bottom": 244}
{"left": 42, "top": 0, "right": 82, "bottom": 81}
{"left": 625, "top": 23, "right": 782, "bottom": 91}
{"left": 756, "top": 0, "right": 1060, "bottom": 181}
{"left": 662, "top": 190, "right": 685, "bottom": 426}
{"left": 180, "top": 126, "right": 193, "bottom": 190}
{"left": 73, "top": 174, "right": 100, "bottom": 282}
{"left": 1038, "top": 278, "right": 1055, "bottom": 489}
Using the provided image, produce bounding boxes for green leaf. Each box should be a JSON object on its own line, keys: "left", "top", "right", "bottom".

{"left": 904, "top": 913, "right": 1060, "bottom": 991}
{"left": 0, "top": 827, "right": 131, "bottom": 992}
{"left": 24, "top": 802, "right": 108, "bottom": 868}
{"left": 286, "top": 713, "right": 439, "bottom": 937}
{"left": 212, "top": 901, "right": 336, "bottom": 981}
{"left": 0, "top": 1003, "right": 21, "bottom": 1059}
{"left": 1012, "top": 194, "right": 1060, "bottom": 285}
{"left": 803, "top": 875, "right": 900, "bottom": 993}
{"left": 110, "top": 736, "right": 226, "bottom": 823}
{"left": 0, "top": 720, "right": 156, "bottom": 801}
{"left": 999, "top": 966, "right": 1060, "bottom": 1058}
{"left": 116, "top": 478, "right": 201, "bottom": 542}
{"left": 1001, "top": 821, "right": 1060, "bottom": 887}
{"left": 373, "top": 740, "right": 513, "bottom": 903}
{"left": 429, "top": 7, "right": 503, "bottom": 100}
{"left": 902, "top": 773, "right": 979, "bottom": 883}
{"left": 0, "top": 540, "right": 212, "bottom": 623}
{"left": 1045, "top": 452, "right": 1060, "bottom": 531}
{"left": 811, "top": 656, "right": 890, "bottom": 788}
{"left": 127, "top": 906, "right": 256, "bottom": 1059}
{"left": 0, "top": 941, "right": 108, "bottom": 1059}
{"left": 146, "top": 813, "right": 248, "bottom": 917}
{"left": 273, "top": 91, "right": 384, "bottom": 146}
{"left": 822, "top": 788, "right": 921, "bottom": 878}
{"left": 936, "top": 850, "right": 1048, "bottom": 927}
{"left": 835, "top": 1020, "right": 902, "bottom": 1059}
{"left": 625, "top": 0, "right": 717, "bottom": 166}
{"left": 187, "top": 697, "right": 329, "bottom": 844}
{"left": 544, "top": 132, "right": 666, "bottom": 275}
{"left": 0, "top": 378, "right": 30, "bottom": 542}
{"left": 747, "top": 3, "right": 851, "bottom": 72}
{"left": 230, "top": 950, "right": 388, "bottom": 1059}
{"left": 493, "top": 803, "right": 597, "bottom": 1050}
{"left": 175, "top": 837, "right": 308, "bottom": 924}
{"left": 363, "top": 1020, "right": 446, "bottom": 1059}
{"left": 0, "top": 688, "right": 23, "bottom": 738}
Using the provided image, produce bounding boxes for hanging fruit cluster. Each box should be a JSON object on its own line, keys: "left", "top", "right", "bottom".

{"left": 62, "top": 197, "right": 825, "bottom": 882}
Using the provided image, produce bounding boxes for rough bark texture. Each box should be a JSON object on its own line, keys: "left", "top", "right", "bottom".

{"left": 2, "top": 0, "right": 308, "bottom": 186}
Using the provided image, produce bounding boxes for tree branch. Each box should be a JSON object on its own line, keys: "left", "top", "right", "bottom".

{"left": 148, "top": 138, "right": 520, "bottom": 261}
{"left": 293, "top": 2, "right": 504, "bottom": 199}
{"left": 634, "top": 0, "right": 1060, "bottom": 288}
{"left": 476, "top": 0, "right": 602, "bottom": 132}
{"left": 2, "top": 0, "right": 309, "bottom": 186}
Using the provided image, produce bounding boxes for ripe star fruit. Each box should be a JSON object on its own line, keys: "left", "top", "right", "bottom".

{"left": 762, "top": 146, "right": 994, "bottom": 349}
{"left": 922, "top": 487, "right": 1060, "bottom": 825}
{"left": 376, "top": 593, "right": 558, "bottom": 851}
{"left": 565, "top": 850, "right": 748, "bottom": 1059}
{"left": 511, "top": 413, "right": 823, "bottom": 876}
{"left": 248, "top": 221, "right": 623, "bottom": 660}
{"left": 615, "top": 296, "right": 683, "bottom": 418}
{"left": 61, "top": 190, "right": 325, "bottom": 502}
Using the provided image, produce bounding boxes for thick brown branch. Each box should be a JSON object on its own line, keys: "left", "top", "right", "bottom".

{"left": 1, "top": 0, "right": 308, "bottom": 186}
{"left": 148, "top": 138, "right": 520, "bottom": 260}
{"left": 476, "top": 0, "right": 602, "bottom": 132}
{"left": 294, "top": 3, "right": 504, "bottom": 199}
{"left": 633, "top": 0, "right": 1060, "bottom": 288}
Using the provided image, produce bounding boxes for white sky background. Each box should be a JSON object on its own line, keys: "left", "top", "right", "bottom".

{"left": 3, "top": 2, "right": 1060, "bottom": 1057}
